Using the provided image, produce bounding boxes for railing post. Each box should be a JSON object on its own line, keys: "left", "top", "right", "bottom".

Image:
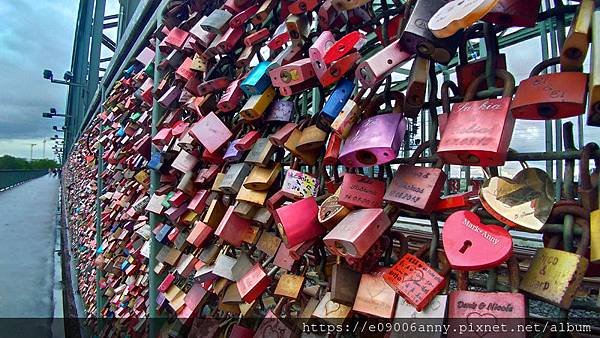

{"left": 149, "top": 7, "right": 164, "bottom": 337}
{"left": 95, "top": 83, "right": 106, "bottom": 329}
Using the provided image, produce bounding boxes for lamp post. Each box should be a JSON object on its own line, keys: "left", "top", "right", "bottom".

{"left": 42, "top": 108, "right": 71, "bottom": 119}
{"left": 42, "top": 69, "right": 86, "bottom": 88}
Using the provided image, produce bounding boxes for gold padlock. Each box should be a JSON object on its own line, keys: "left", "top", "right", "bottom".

{"left": 274, "top": 258, "right": 308, "bottom": 299}
{"left": 237, "top": 179, "right": 268, "bottom": 206}
{"left": 244, "top": 163, "right": 282, "bottom": 191}
{"left": 203, "top": 198, "right": 226, "bottom": 228}
{"left": 520, "top": 210, "right": 590, "bottom": 309}
{"left": 561, "top": 0, "right": 594, "bottom": 71}
{"left": 240, "top": 86, "right": 276, "bottom": 121}
{"left": 283, "top": 128, "right": 319, "bottom": 165}
{"left": 296, "top": 125, "right": 328, "bottom": 152}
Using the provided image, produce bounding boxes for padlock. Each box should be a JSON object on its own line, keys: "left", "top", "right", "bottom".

{"left": 296, "top": 125, "right": 327, "bottom": 152}
{"left": 482, "top": 0, "right": 541, "bottom": 27}
{"left": 443, "top": 210, "right": 513, "bottom": 271}
{"left": 218, "top": 163, "right": 251, "bottom": 195}
{"left": 275, "top": 197, "right": 323, "bottom": 248}
{"left": 356, "top": 39, "right": 413, "bottom": 87}
{"left": 243, "top": 28, "right": 270, "bottom": 47}
{"left": 223, "top": 140, "right": 245, "bottom": 162}
{"left": 330, "top": 93, "right": 361, "bottom": 139}
{"left": 216, "top": 26, "right": 244, "bottom": 53}
{"left": 245, "top": 138, "right": 276, "bottom": 167}
{"left": 244, "top": 163, "right": 281, "bottom": 191}
{"left": 283, "top": 126, "right": 321, "bottom": 166}
{"left": 229, "top": 4, "right": 260, "bottom": 28}
{"left": 285, "top": 14, "right": 310, "bottom": 42}
{"left": 203, "top": 198, "right": 226, "bottom": 228}
{"left": 510, "top": 57, "right": 588, "bottom": 120}
{"left": 288, "top": 0, "right": 319, "bottom": 14}
{"left": 236, "top": 45, "right": 256, "bottom": 68}
{"left": 201, "top": 9, "right": 233, "bottom": 34}
{"left": 589, "top": 10, "right": 600, "bottom": 127}
{"left": 236, "top": 130, "right": 260, "bottom": 151}
{"left": 323, "top": 31, "right": 366, "bottom": 65}
{"left": 428, "top": 0, "right": 501, "bottom": 39}
{"left": 404, "top": 56, "right": 430, "bottom": 118}
{"left": 240, "top": 61, "right": 272, "bottom": 96}
{"left": 330, "top": 258, "right": 361, "bottom": 306}
{"left": 236, "top": 258, "right": 278, "bottom": 303}
{"left": 274, "top": 258, "right": 308, "bottom": 299}
{"left": 252, "top": 0, "right": 276, "bottom": 25}
{"left": 560, "top": 0, "right": 594, "bottom": 71}
{"left": 189, "top": 112, "right": 232, "bottom": 153}
{"left": 324, "top": 207, "right": 391, "bottom": 258}
{"left": 319, "top": 52, "right": 361, "bottom": 88}
{"left": 480, "top": 163, "right": 555, "bottom": 231}
{"left": 309, "top": 30, "right": 336, "bottom": 80}
{"left": 319, "top": 186, "right": 351, "bottom": 230}
{"left": 217, "top": 79, "right": 244, "bottom": 113}
{"left": 269, "top": 58, "right": 315, "bottom": 88}
{"left": 215, "top": 205, "right": 253, "bottom": 247}
{"left": 236, "top": 180, "right": 268, "bottom": 206}
{"left": 438, "top": 70, "right": 515, "bottom": 166}
{"left": 339, "top": 112, "right": 407, "bottom": 168}
{"left": 254, "top": 300, "right": 294, "bottom": 338}
{"left": 353, "top": 267, "right": 398, "bottom": 318}
{"left": 400, "top": 0, "right": 463, "bottom": 65}
{"left": 385, "top": 140, "right": 447, "bottom": 213}
{"left": 266, "top": 99, "right": 294, "bottom": 123}
{"left": 240, "top": 86, "right": 276, "bottom": 121}
{"left": 266, "top": 22, "right": 290, "bottom": 51}
{"left": 383, "top": 243, "right": 449, "bottom": 311}
{"left": 447, "top": 257, "right": 526, "bottom": 338}
{"left": 318, "top": 79, "right": 355, "bottom": 128}
{"left": 521, "top": 210, "right": 590, "bottom": 309}
{"left": 318, "top": 0, "right": 346, "bottom": 30}
{"left": 456, "top": 24, "right": 507, "bottom": 95}
{"left": 324, "top": 133, "right": 342, "bottom": 165}
{"left": 312, "top": 291, "right": 352, "bottom": 323}
{"left": 187, "top": 220, "right": 213, "bottom": 247}
{"left": 338, "top": 173, "right": 386, "bottom": 209}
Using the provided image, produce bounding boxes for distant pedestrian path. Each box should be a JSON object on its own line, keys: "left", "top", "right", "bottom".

{"left": 0, "top": 175, "right": 59, "bottom": 337}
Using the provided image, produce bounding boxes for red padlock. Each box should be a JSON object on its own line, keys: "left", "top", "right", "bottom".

{"left": 338, "top": 173, "right": 386, "bottom": 209}
{"left": 275, "top": 197, "right": 323, "bottom": 248}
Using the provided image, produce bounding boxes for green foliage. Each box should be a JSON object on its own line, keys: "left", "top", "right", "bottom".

{"left": 0, "top": 155, "right": 59, "bottom": 170}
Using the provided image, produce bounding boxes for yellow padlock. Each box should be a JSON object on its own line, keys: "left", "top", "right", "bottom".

{"left": 561, "top": 0, "right": 594, "bottom": 71}
{"left": 240, "top": 86, "right": 276, "bottom": 121}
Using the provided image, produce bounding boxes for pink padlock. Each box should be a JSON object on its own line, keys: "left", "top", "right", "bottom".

{"left": 217, "top": 79, "right": 244, "bottom": 113}
{"left": 214, "top": 205, "right": 252, "bottom": 247}
{"left": 189, "top": 112, "right": 233, "bottom": 153}
{"left": 309, "top": 30, "right": 336, "bottom": 79}
{"left": 275, "top": 197, "right": 323, "bottom": 248}
{"left": 339, "top": 113, "right": 407, "bottom": 167}
{"left": 338, "top": 173, "right": 386, "bottom": 209}
{"left": 323, "top": 208, "right": 391, "bottom": 258}
{"left": 269, "top": 58, "right": 315, "bottom": 88}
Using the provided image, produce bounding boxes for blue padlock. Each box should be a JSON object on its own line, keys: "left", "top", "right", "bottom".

{"left": 155, "top": 224, "right": 172, "bottom": 244}
{"left": 240, "top": 61, "right": 272, "bottom": 96}
{"left": 318, "top": 78, "right": 355, "bottom": 129}
{"left": 147, "top": 152, "right": 163, "bottom": 171}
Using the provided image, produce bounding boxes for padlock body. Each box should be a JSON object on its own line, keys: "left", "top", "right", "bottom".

{"left": 511, "top": 73, "right": 588, "bottom": 120}
{"left": 275, "top": 197, "right": 323, "bottom": 248}
{"left": 438, "top": 97, "right": 514, "bottom": 166}
{"left": 338, "top": 173, "right": 386, "bottom": 209}
{"left": 339, "top": 113, "right": 407, "bottom": 168}
{"left": 385, "top": 166, "right": 447, "bottom": 212}
{"left": 323, "top": 208, "right": 391, "bottom": 258}
{"left": 520, "top": 247, "right": 588, "bottom": 309}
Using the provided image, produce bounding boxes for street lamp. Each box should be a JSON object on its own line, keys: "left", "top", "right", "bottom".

{"left": 53, "top": 126, "right": 67, "bottom": 132}
{"left": 42, "top": 108, "right": 71, "bottom": 118}
{"left": 43, "top": 69, "right": 86, "bottom": 88}
{"left": 51, "top": 134, "right": 64, "bottom": 140}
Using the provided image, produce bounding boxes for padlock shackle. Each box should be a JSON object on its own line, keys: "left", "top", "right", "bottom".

{"left": 464, "top": 69, "right": 515, "bottom": 101}
{"left": 441, "top": 80, "right": 460, "bottom": 115}
{"left": 407, "top": 139, "right": 444, "bottom": 168}
{"left": 580, "top": 142, "right": 600, "bottom": 191}
{"left": 529, "top": 57, "right": 561, "bottom": 78}
{"left": 550, "top": 204, "right": 590, "bottom": 256}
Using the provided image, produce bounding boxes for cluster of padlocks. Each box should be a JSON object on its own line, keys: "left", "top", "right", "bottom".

{"left": 62, "top": 0, "right": 599, "bottom": 336}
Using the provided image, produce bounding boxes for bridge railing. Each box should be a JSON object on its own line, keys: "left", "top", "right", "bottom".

{"left": 0, "top": 169, "right": 48, "bottom": 191}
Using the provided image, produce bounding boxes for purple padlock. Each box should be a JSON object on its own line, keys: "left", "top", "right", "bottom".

{"left": 223, "top": 139, "right": 244, "bottom": 162}
{"left": 339, "top": 113, "right": 407, "bottom": 168}
{"left": 265, "top": 99, "right": 294, "bottom": 123}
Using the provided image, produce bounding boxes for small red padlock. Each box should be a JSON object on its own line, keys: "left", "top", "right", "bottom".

{"left": 338, "top": 173, "right": 386, "bottom": 209}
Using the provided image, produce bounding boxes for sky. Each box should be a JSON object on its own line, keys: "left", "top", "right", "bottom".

{"left": 0, "top": 0, "right": 119, "bottom": 161}
{"left": 0, "top": 1, "right": 596, "bottom": 175}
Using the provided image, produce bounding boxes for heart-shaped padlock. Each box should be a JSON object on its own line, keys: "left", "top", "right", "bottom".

{"left": 442, "top": 210, "right": 513, "bottom": 270}
{"left": 480, "top": 167, "right": 555, "bottom": 231}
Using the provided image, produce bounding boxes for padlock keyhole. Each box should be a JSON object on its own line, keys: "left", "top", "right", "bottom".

{"left": 459, "top": 240, "right": 472, "bottom": 254}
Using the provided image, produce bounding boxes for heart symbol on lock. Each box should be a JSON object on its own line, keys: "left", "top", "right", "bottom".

{"left": 480, "top": 168, "right": 555, "bottom": 231}
{"left": 325, "top": 300, "right": 341, "bottom": 316}
{"left": 442, "top": 211, "right": 513, "bottom": 270}
{"left": 466, "top": 312, "right": 499, "bottom": 338}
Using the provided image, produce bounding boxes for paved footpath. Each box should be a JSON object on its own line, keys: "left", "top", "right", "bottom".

{"left": 0, "top": 175, "right": 59, "bottom": 338}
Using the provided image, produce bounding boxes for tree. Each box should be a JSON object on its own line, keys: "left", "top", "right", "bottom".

{"left": 0, "top": 155, "right": 59, "bottom": 170}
